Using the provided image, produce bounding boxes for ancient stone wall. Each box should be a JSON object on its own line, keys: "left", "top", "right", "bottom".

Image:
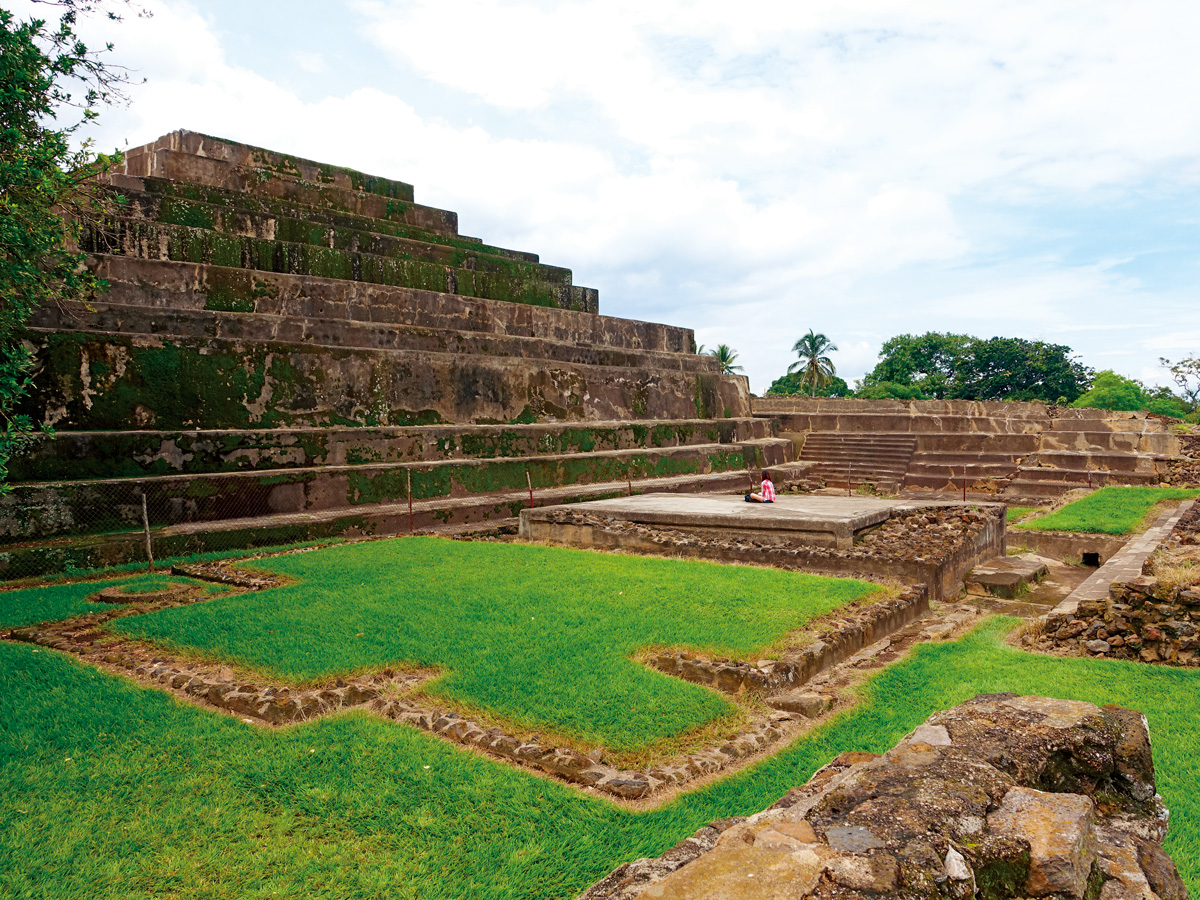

{"left": 579, "top": 694, "right": 1187, "bottom": 900}
{"left": 1034, "top": 502, "right": 1200, "bottom": 663}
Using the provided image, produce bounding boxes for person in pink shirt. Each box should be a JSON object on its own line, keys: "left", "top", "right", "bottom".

{"left": 745, "top": 470, "right": 776, "bottom": 503}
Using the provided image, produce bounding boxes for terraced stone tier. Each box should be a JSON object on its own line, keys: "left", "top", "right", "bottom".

{"left": 104, "top": 173, "right": 536, "bottom": 263}
{"left": 81, "top": 218, "right": 596, "bottom": 311}
{"left": 122, "top": 130, "right": 416, "bottom": 201}
{"left": 29, "top": 302, "right": 695, "bottom": 371}
{"left": 0, "top": 445, "right": 756, "bottom": 543}
{"left": 22, "top": 329, "right": 748, "bottom": 429}
{"left": 85, "top": 257, "right": 684, "bottom": 352}
{"left": 0, "top": 469, "right": 757, "bottom": 578}
{"left": 9, "top": 419, "right": 773, "bottom": 482}
{"left": 120, "top": 147, "right": 458, "bottom": 234}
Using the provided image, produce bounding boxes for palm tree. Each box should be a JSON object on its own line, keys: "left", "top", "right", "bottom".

{"left": 707, "top": 344, "right": 743, "bottom": 375}
{"left": 788, "top": 330, "right": 838, "bottom": 396}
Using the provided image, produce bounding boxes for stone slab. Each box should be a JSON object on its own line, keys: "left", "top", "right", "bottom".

{"left": 523, "top": 494, "right": 899, "bottom": 549}
{"left": 966, "top": 554, "right": 1049, "bottom": 599}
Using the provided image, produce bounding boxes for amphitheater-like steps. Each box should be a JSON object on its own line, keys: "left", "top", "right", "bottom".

{"left": 797, "top": 433, "right": 917, "bottom": 492}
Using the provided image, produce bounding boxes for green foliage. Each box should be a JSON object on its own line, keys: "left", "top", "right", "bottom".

{"left": 1161, "top": 355, "right": 1200, "bottom": 410}
{"left": 1015, "top": 486, "right": 1198, "bottom": 535}
{"left": 1073, "top": 370, "right": 1190, "bottom": 417}
{"left": 860, "top": 332, "right": 1092, "bottom": 402}
{"left": 4, "top": 618, "right": 1200, "bottom": 897}
{"left": 852, "top": 380, "right": 927, "bottom": 400}
{"left": 0, "top": 2, "right": 136, "bottom": 488}
{"left": 1004, "top": 505, "right": 1039, "bottom": 523}
{"left": 786, "top": 330, "right": 838, "bottom": 396}
{"left": 113, "top": 537, "right": 876, "bottom": 751}
{"left": 765, "top": 372, "right": 850, "bottom": 397}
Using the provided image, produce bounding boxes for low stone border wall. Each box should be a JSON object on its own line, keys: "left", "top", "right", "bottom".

{"left": 1028, "top": 501, "right": 1200, "bottom": 663}
{"left": 1008, "top": 529, "right": 1128, "bottom": 564}
{"left": 648, "top": 586, "right": 926, "bottom": 695}
{"left": 578, "top": 694, "right": 1185, "bottom": 900}
{"left": 528, "top": 504, "right": 1003, "bottom": 602}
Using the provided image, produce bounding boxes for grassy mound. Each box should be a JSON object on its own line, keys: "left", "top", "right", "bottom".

{"left": 0, "top": 574, "right": 215, "bottom": 630}
{"left": 1015, "top": 486, "right": 1197, "bottom": 534}
{"left": 110, "top": 538, "right": 877, "bottom": 751}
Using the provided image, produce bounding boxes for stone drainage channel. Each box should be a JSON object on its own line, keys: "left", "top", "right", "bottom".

{"left": 4, "top": 560, "right": 984, "bottom": 803}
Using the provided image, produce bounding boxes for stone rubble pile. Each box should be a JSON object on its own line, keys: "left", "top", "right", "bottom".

{"left": 1161, "top": 433, "right": 1200, "bottom": 488}
{"left": 579, "top": 694, "right": 1187, "bottom": 900}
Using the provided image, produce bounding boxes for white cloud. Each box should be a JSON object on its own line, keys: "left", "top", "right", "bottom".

{"left": 19, "top": 0, "right": 1198, "bottom": 394}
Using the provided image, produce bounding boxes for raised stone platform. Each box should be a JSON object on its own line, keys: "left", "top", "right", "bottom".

{"left": 520, "top": 494, "right": 899, "bottom": 550}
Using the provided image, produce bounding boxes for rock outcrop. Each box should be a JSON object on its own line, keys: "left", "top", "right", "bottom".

{"left": 579, "top": 694, "right": 1187, "bottom": 900}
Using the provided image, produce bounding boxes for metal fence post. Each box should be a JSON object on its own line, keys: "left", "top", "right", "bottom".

{"left": 141, "top": 491, "right": 154, "bottom": 572}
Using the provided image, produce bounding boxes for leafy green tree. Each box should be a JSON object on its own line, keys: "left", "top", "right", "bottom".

{"left": 0, "top": 1, "right": 136, "bottom": 487}
{"left": 706, "top": 343, "right": 743, "bottom": 375}
{"left": 1074, "top": 370, "right": 1189, "bottom": 417}
{"left": 787, "top": 330, "right": 838, "bottom": 396}
{"left": 860, "top": 332, "right": 1092, "bottom": 402}
{"left": 859, "top": 332, "right": 970, "bottom": 398}
{"left": 853, "top": 381, "right": 927, "bottom": 400}
{"left": 765, "top": 372, "right": 850, "bottom": 397}
{"left": 1162, "top": 355, "right": 1200, "bottom": 410}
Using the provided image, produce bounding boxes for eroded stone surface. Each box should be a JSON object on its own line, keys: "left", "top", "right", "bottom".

{"left": 578, "top": 695, "right": 1184, "bottom": 900}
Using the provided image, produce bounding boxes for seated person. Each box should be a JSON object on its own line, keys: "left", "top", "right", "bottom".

{"left": 745, "top": 470, "right": 776, "bottom": 503}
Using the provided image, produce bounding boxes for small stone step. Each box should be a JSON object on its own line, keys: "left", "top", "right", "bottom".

{"left": 965, "top": 554, "right": 1050, "bottom": 599}
{"left": 765, "top": 691, "right": 830, "bottom": 718}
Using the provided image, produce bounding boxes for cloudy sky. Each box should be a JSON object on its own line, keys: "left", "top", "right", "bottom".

{"left": 24, "top": 0, "right": 1200, "bottom": 394}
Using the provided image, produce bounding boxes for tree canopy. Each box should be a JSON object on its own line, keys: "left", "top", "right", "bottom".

{"left": 1073, "top": 370, "right": 1190, "bottom": 418}
{"left": 765, "top": 372, "right": 850, "bottom": 398}
{"left": 859, "top": 332, "right": 1093, "bottom": 403}
{"left": 0, "top": 1, "right": 135, "bottom": 485}
{"left": 705, "top": 343, "right": 743, "bottom": 375}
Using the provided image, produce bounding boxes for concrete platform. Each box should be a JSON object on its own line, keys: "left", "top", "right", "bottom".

{"left": 520, "top": 494, "right": 900, "bottom": 549}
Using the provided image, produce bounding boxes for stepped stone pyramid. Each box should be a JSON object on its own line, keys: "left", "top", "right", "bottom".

{"left": 3, "top": 131, "right": 778, "bottom": 574}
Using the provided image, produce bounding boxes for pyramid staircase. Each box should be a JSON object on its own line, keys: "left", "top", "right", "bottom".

{"left": 1, "top": 131, "right": 768, "bottom": 576}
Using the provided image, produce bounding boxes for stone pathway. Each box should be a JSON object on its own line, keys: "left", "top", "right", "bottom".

{"left": 1050, "top": 500, "right": 1197, "bottom": 617}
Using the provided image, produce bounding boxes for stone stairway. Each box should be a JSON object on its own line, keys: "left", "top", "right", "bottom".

{"left": 795, "top": 432, "right": 917, "bottom": 493}
{"left": 756, "top": 398, "right": 1180, "bottom": 500}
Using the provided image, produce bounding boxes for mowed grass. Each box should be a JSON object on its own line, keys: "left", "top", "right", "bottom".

{"left": 110, "top": 538, "right": 878, "bottom": 752}
{"left": 1016, "top": 485, "right": 1198, "bottom": 534}
{"left": 3, "top": 618, "right": 1200, "bottom": 899}
{"left": 0, "top": 574, "right": 223, "bottom": 630}
{"left": 1004, "top": 505, "right": 1039, "bottom": 523}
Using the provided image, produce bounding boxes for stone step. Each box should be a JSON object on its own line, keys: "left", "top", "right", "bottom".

{"left": 0, "top": 469, "right": 756, "bottom": 577}
{"left": 912, "top": 433, "right": 1040, "bottom": 453}
{"left": 117, "top": 149, "right": 460, "bottom": 235}
{"left": 1021, "top": 450, "right": 1162, "bottom": 474}
{"left": 99, "top": 189, "right": 569, "bottom": 283}
{"left": 10, "top": 418, "right": 773, "bottom": 482}
{"left": 80, "top": 221, "right": 598, "bottom": 313}
{"left": 965, "top": 554, "right": 1050, "bottom": 599}
{"left": 108, "top": 173, "right": 539, "bottom": 264}
{"left": 1036, "top": 430, "right": 1179, "bottom": 455}
{"left": 22, "top": 328, "right": 749, "bottom": 430}
{"left": 122, "top": 130, "right": 417, "bottom": 202}
{"left": 1011, "top": 466, "right": 1162, "bottom": 484}
{"left": 28, "top": 302, "right": 712, "bottom": 374}
{"left": 765, "top": 410, "right": 1172, "bottom": 438}
{"left": 739, "top": 438, "right": 794, "bottom": 469}
{"left": 85, "top": 256, "right": 691, "bottom": 354}
{"left": 907, "top": 459, "right": 1022, "bottom": 477}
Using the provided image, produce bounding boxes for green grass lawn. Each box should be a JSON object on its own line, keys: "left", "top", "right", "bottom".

{"left": 1004, "top": 505, "right": 1039, "bottom": 523}
{"left": 3, "top": 618, "right": 1199, "bottom": 899}
{"left": 0, "top": 574, "right": 224, "bottom": 630}
{"left": 109, "top": 538, "right": 878, "bottom": 752}
{"left": 1015, "top": 485, "right": 1198, "bottom": 534}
